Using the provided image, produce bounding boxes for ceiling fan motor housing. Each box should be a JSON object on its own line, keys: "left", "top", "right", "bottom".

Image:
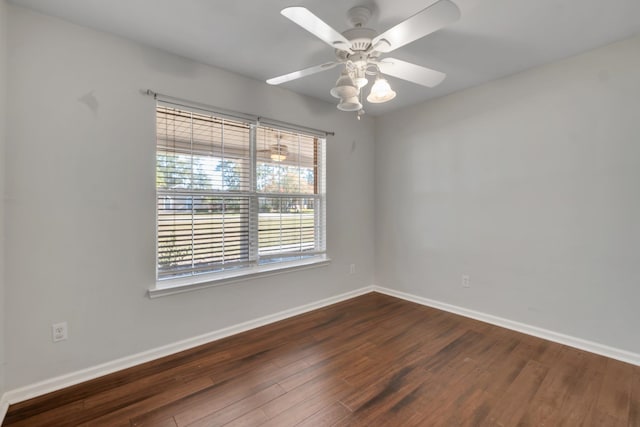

{"left": 341, "top": 27, "right": 377, "bottom": 52}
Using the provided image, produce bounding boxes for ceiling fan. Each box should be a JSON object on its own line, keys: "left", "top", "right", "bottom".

{"left": 258, "top": 143, "right": 289, "bottom": 162}
{"left": 257, "top": 132, "right": 290, "bottom": 162}
{"left": 266, "top": 0, "right": 461, "bottom": 118}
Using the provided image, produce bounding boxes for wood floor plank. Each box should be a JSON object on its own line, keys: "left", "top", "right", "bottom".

{"left": 180, "top": 383, "right": 286, "bottom": 427}
{"left": 221, "top": 407, "right": 269, "bottom": 427}
{"left": 556, "top": 351, "right": 608, "bottom": 426}
{"left": 630, "top": 367, "right": 640, "bottom": 427}
{"left": 404, "top": 357, "right": 488, "bottom": 425}
{"left": 295, "top": 401, "right": 351, "bottom": 427}
{"left": 4, "top": 292, "right": 639, "bottom": 427}
{"left": 480, "top": 359, "right": 549, "bottom": 426}
{"left": 260, "top": 380, "right": 352, "bottom": 427}
{"left": 339, "top": 353, "right": 430, "bottom": 412}
{"left": 261, "top": 375, "right": 352, "bottom": 420}
{"left": 3, "top": 400, "right": 85, "bottom": 427}
{"left": 583, "top": 410, "right": 627, "bottom": 427}
{"left": 516, "top": 346, "right": 593, "bottom": 426}
{"left": 129, "top": 357, "right": 303, "bottom": 426}
{"left": 79, "top": 376, "right": 215, "bottom": 427}
{"left": 595, "top": 357, "right": 635, "bottom": 423}
{"left": 339, "top": 367, "right": 431, "bottom": 426}
{"left": 420, "top": 335, "right": 523, "bottom": 425}
{"left": 278, "top": 352, "right": 371, "bottom": 393}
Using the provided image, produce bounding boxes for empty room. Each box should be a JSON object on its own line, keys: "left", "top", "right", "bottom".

{"left": 0, "top": 0, "right": 639, "bottom": 425}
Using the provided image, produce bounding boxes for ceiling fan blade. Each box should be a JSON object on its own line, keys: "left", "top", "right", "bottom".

{"left": 378, "top": 58, "right": 446, "bottom": 88}
{"left": 266, "top": 62, "right": 340, "bottom": 85}
{"left": 281, "top": 7, "right": 354, "bottom": 53}
{"left": 371, "top": 0, "right": 460, "bottom": 53}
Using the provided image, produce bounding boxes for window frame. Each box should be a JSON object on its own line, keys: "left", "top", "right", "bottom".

{"left": 150, "top": 101, "right": 329, "bottom": 297}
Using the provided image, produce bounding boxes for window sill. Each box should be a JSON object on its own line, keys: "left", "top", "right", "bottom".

{"left": 148, "top": 256, "right": 331, "bottom": 298}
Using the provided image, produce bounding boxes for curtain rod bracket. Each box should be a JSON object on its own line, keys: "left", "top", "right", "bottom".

{"left": 142, "top": 89, "right": 157, "bottom": 99}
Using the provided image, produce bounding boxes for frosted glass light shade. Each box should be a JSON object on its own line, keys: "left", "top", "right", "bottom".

{"left": 330, "top": 72, "right": 358, "bottom": 99}
{"left": 337, "top": 96, "right": 362, "bottom": 111}
{"left": 367, "top": 77, "right": 396, "bottom": 103}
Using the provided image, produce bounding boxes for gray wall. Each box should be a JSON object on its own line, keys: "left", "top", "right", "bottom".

{"left": 0, "top": 0, "right": 7, "bottom": 397}
{"left": 375, "top": 35, "right": 640, "bottom": 354}
{"left": 5, "top": 6, "right": 375, "bottom": 390}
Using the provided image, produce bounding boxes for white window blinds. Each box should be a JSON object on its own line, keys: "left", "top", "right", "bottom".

{"left": 256, "top": 126, "right": 326, "bottom": 261}
{"left": 156, "top": 103, "right": 326, "bottom": 281}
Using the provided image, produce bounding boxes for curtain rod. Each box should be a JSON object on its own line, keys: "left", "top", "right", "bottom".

{"left": 142, "top": 89, "right": 335, "bottom": 137}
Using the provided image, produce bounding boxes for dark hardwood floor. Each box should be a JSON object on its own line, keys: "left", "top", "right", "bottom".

{"left": 4, "top": 292, "right": 639, "bottom": 426}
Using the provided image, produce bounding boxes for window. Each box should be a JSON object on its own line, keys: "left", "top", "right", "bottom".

{"left": 155, "top": 103, "right": 327, "bottom": 287}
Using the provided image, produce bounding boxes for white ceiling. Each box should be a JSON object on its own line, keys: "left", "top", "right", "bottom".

{"left": 9, "top": 0, "right": 640, "bottom": 115}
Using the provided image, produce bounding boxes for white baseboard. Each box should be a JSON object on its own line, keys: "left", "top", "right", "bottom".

{"left": 372, "top": 286, "right": 640, "bottom": 367}
{"left": 2, "top": 286, "right": 375, "bottom": 409}
{"left": 0, "top": 394, "right": 9, "bottom": 424}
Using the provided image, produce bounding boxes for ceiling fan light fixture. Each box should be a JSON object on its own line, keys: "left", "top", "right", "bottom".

{"left": 270, "top": 144, "right": 288, "bottom": 162}
{"left": 330, "top": 71, "right": 358, "bottom": 99}
{"left": 367, "top": 77, "right": 397, "bottom": 103}
{"left": 337, "top": 96, "right": 363, "bottom": 112}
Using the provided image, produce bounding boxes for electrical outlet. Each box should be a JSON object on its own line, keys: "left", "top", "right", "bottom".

{"left": 52, "top": 322, "right": 68, "bottom": 342}
{"left": 462, "top": 275, "right": 470, "bottom": 288}
{"left": 349, "top": 264, "right": 356, "bottom": 274}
